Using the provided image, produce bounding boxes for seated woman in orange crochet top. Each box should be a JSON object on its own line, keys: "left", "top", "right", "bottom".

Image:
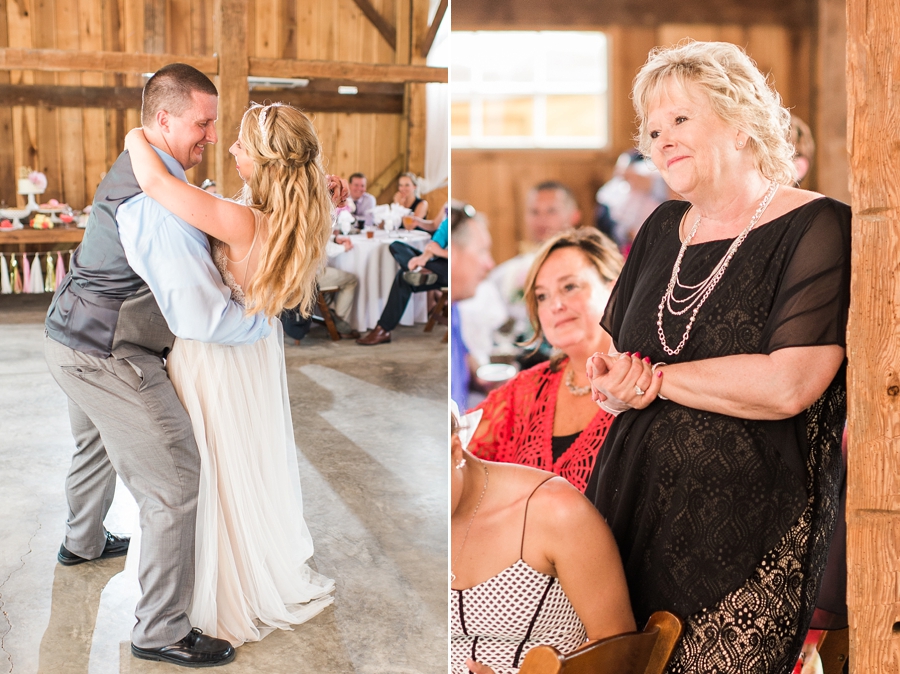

{"left": 468, "top": 228, "right": 624, "bottom": 493}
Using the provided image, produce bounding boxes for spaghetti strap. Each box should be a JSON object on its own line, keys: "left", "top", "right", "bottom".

{"left": 520, "top": 476, "right": 556, "bottom": 559}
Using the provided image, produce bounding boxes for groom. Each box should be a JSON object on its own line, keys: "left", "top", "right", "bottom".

{"left": 45, "top": 64, "right": 267, "bottom": 667}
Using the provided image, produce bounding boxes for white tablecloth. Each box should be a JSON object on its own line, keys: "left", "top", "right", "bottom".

{"left": 329, "top": 230, "right": 431, "bottom": 331}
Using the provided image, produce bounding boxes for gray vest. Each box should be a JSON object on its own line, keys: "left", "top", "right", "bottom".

{"left": 46, "top": 151, "right": 175, "bottom": 359}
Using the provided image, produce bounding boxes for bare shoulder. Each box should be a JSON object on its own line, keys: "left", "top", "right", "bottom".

{"left": 528, "top": 476, "right": 605, "bottom": 531}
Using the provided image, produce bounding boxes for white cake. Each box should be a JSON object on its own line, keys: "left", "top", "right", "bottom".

{"left": 18, "top": 178, "right": 43, "bottom": 195}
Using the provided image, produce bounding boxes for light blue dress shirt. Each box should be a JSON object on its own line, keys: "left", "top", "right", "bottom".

{"left": 117, "top": 147, "right": 271, "bottom": 345}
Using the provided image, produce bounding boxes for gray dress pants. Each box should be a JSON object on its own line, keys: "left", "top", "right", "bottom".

{"left": 44, "top": 334, "right": 199, "bottom": 649}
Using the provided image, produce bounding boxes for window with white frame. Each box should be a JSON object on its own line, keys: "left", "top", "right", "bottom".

{"left": 451, "top": 31, "right": 609, "bottom": 149}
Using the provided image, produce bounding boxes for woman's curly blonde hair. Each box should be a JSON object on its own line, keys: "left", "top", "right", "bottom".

{"left": 236, "top": 103, "right": 333, "bottom": 318}
{"left": 633, "top": 40, "right": 797, "bottom": 186}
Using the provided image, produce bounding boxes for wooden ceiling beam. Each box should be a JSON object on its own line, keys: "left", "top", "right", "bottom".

{"left": 351, "top": 0, "right": 397, "bottom": 50}
{"left": 0, "top": 47, "right": 217, "bottom": 75}
{"left": 0, "top": 83, "right": 402, "bottom": 115}
{"left": 419, "top": 0, "right": 448, "bottom": 58}
{"left": 250, "top": 90, "right": 403, "bottom": 114}
{"left": 451, "top": 0, "right": 816, "bottom": 30}
{"left": 249, "top": 57, "right": 447, "bottom": 83}
{"left": 0, "top": 84, "right": 142, "bottom": 109}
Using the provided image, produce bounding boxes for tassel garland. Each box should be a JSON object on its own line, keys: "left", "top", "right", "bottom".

{"left": 29, "top": 253, "right": 43, "bottom": 294}
{"left": 0, "top": 254, "right": 9, "bottom": 294}
{"left": 0, "top": 251, "right": 74, "bottom": 295}
{"left": 21, "top": 254, "right": 31, "bottom": 294}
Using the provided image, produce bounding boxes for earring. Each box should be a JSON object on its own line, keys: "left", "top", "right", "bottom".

{"left": 455, "top": 458, "right": 467, "bottom": 470}
{"left": 737, "top": 141, "right": 745, "bottom": 148}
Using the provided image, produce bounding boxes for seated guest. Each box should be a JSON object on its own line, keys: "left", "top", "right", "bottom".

{"left": 356, "top": 210, "right": 449, "bottom": 346}
{"left": 348, "top": 172, "right": 376, "bottom": 228}
{"left": 393, "top": 172, "right": 429, "bottom": 219}
{"left": 451, "top": 403, "right": 635, "bottom": 674}
{"left": 457, "top": 181, "right": 582, "bottom": 369}
{"left": 319, "top": 234, "right": 360, "bottom": 337}
{"left": 467, "top": 228, "right": 623, "bottom": 493}
{"left": 450, "top": 204, "right": 496, "bottom": 411}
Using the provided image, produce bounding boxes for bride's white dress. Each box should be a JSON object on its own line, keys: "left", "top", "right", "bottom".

{"left": 166, "top": 229, "right": 334, "bottom": 646}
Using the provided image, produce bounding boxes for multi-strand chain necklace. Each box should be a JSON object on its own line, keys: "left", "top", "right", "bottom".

{"left": 657, "top": 180, "right": 779, "bottom": 356}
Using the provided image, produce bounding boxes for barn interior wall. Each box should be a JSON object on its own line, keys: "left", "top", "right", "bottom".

{"left": 450, "top": 8, "right": 845, "bottom": 265}
{"left": 0, "top": 0, "right": 432, "bottom": 214}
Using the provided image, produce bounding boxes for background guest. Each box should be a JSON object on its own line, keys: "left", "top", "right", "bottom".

{"left": 791, "top": 115, "right": 815, "bottom": 185}
{"left": 467, "top": 228, "right": 623, "bottom": 493}
{"left": 449, "top": 204, "right": 495, "bottom": 411}
{"left": 584, "top": 40, "right": 850, "bottom": 672}
{"left": 594, "top": 150, "right": 668, "bottom": 251}
{"left": 319, "top": 234, "right": 359, "bottom": 338}
{"left": 451, "top": 404, "right": 635, "bottom": 674}
{"left": 392, "top": 172, "right": 429, "bottom": 219}
{"left": 356, "top": 208, "right": 449, "bottom": 346}
{"left": 348, "top": 172, "right": 376, "bottom": 228}
{"left": 458, "top": 181, "right": 582, "bottom": 371}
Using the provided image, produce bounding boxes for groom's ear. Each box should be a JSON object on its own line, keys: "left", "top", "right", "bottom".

{"left": 155, "top": 109, "right": 171, "bottom": 133}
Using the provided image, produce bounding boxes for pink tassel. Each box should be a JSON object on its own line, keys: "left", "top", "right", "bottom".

{"left": 21, "top": 254, "right": 31, "bottom": 293}
{"left": 56, "top": 252, "right": 66, "bottom": 287}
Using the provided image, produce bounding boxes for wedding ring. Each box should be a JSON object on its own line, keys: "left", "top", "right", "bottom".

{"left": 634, "top": 385, "right": 645, "bottom": 396}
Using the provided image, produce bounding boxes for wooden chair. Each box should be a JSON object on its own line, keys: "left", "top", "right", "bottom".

{"left": 313, "top": 284, "right": 341, "bottom": 341}
{"left": 816, "top": 628, "right": 849, "bottom": 674}
{"left": 424, "top": 287, "right": 448, "bottom": 333}
{"left": 519, "top": 611, "right": 683, "bottom": 674}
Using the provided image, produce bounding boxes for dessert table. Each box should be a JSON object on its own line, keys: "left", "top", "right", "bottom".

{"left": 329, "top": 229, "right": 431, "bottom": 331}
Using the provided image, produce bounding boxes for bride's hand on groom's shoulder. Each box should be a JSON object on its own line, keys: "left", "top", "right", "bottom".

{"left": 327, "top": 175, "right": 349, "bottom": 208}
{"left": 124, "top": 127, "right": 146, "bottom": 153}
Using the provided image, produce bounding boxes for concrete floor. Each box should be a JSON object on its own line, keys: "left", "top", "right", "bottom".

{"left": 0, "top": 295, "right": 448, "bottom": 674}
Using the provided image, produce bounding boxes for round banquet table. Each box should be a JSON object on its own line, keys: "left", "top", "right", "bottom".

{"left": 328, "top": 229, "right": 432, "bottom": 332}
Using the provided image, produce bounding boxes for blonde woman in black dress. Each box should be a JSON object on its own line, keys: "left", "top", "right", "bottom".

{"left": 585, "top": 41, "right": 850, "bottom": 672}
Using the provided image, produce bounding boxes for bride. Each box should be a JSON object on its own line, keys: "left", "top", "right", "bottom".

{"left": 124, "top": 102, "right": 336, "bottom": 646}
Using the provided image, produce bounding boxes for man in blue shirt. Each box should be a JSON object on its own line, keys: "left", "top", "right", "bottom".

{"left": 448, "top": 204, "right": 494, "bottom": 411}
{"left": 357, "top": 205, "right": 450, "bottom": 345}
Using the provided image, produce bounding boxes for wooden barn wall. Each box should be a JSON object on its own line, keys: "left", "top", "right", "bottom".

{"left": 451, "top": 22, "right": 817, "bottom": 265}
{"left": 0, "top": 0, "right": 429, "bottom": 214}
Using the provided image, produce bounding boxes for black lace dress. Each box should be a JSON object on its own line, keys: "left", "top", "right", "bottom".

{"left": 585, "top": 197, "right": 851, "bottom": 673}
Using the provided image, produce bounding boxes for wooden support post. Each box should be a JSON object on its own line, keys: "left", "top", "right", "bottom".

{"left": 213, "top": 0, "right": 248, "bottom": 197}
{"left": 846, "top": 0, "right": 900, "bottom": 671}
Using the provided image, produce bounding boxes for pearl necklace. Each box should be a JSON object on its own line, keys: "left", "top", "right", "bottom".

{"left": 657, "top": 181, "right": 779, "bottom": 356}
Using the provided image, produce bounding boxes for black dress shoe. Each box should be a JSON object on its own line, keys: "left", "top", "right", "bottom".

{"left": 132, "top": 628, "right": 236, "bottom": 668}
{"left": 58, "top": 531, "right": 130, "bottom": 566}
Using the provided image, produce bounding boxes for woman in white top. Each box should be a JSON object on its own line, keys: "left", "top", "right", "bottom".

{"left": 451, "top": 404, "right": 634, "bottom": 674}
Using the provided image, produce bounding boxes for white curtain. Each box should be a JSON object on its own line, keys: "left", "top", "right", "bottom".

{"left": 418, "top": 3, "right": 449, "bottom": 196}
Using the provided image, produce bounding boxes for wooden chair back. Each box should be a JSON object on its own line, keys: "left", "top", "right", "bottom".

{"left": 519, "top": 611, "right": 683, "bottom": 674}
{"left": 816, "top": 627, "right": 849, "bottom": 674}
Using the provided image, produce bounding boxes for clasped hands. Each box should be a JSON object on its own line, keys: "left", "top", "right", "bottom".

{"left": 586, "top": 351, "right": 664, "bottom": 415}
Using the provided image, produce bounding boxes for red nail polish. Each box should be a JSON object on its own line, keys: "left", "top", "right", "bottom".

{"left": 643, "top": 356, "right": 651, "bottom": 363}
{"left": 633, "top": 352, "right": 641, "bottom": 359}
{"left": 624, "top": 352, "right": 631, "bottom": 357}
{"left": 657, "top": 371, "right": 663, "bottom": 378}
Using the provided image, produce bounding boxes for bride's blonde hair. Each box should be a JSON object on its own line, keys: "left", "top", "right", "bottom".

{"left": 237, "top": 103, "right": 333, "bottom": 318}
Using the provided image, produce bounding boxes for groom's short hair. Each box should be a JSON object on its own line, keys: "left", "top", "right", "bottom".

{"left": 142, "top": 63, "right": 218, "bottom": 127}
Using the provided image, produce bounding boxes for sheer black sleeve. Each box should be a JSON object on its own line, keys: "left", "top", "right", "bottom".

{"left": 759, "top": 199, "right": 851, "bottom": 354}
